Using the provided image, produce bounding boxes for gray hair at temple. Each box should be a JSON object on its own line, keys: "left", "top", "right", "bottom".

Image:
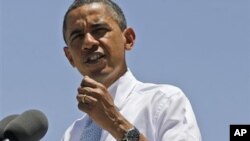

{"left": 62, "top": 0, "right": 127, "bottom": 44}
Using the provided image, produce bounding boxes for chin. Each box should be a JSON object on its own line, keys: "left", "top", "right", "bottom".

{"left": 81, "top": 65, "right": 127, "bottom": 87}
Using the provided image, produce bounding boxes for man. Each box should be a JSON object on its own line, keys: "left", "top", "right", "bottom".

{"left": 62, "top": 0, "right": 201, "bottom": 141}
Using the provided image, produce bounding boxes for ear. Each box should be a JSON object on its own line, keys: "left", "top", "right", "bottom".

{"left": 63, "top": 47, "right": 75, "bottom": 67}
{"left": 123, "top": 27, "right": 136, "bottom": 50}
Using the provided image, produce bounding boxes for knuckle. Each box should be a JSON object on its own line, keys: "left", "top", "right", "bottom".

{"left": 85, "top": 87, "right": 91, "bottom": 92}
{"left": 77, "top": 87, "right": 81, "bottom": 92}
{"left": 78, "top": 88, "right": 85, "bottom": 94}
{"left": 76, "top": 95, "right": 80, "bottom": 101}
{"left": 99, "top": 85, "right": 106, "bottom": 91}
{"left": 96, "top": 88, "right": 103, "bottom": 94}
{"left": 96, "top": 88, "right": 104, "bottom": 98}
{"left": 76, "top": 94, "right": 84, "bottom": 102}
{"left": 81, "top": 79, "right": 85, "bottom": 86}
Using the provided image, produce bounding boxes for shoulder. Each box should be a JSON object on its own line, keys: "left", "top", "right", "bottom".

{"left": 133, "top": 81, "right": 190, "bottom": 119}
{"left": 133, "top": 82, "right": 202, "bottom": 140}
{"left": 135, "top": 81, "right": 185, "bottom": 99}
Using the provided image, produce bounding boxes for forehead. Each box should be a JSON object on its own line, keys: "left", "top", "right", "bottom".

{"left": 66, "top": 3, "right": 115, "bottom": 28}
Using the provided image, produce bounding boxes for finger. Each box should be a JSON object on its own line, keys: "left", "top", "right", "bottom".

{"left": 78, "top": 102, "right": 91, "bottom": 113}
{"left": 78, "top": 86, "right": 95, "bottom": 95}
{"left": 77, "top": 95, "right": 97, "bottom": 114}
{"left": 76, "top": 94, "right": 98, "bottom": 103}
{"left": 81, "top": 75, "right": 105, "bottom": 89}
{"left": 78, "top": 87, "right": 103, "bottom": 99}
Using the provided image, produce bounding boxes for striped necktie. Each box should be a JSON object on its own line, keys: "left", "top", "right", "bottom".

{"left": 80, "top": 117, "right": 102, "bottom": 141}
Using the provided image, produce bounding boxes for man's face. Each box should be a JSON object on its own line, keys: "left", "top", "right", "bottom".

{"left": 64, "top": 3, "right": 135, "bottom": 86}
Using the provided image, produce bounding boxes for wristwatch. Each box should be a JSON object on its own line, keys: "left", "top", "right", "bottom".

{"left": 122, "top": 127, "right": 140, "bottom": 141}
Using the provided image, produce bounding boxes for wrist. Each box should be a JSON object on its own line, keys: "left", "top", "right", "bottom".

{"left": 108, "top": 112, "right": 134, "bottom": 140}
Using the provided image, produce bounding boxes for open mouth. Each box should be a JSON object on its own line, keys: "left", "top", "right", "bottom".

{"left": 85, "top": 52, "right": 105, "bottom": 64}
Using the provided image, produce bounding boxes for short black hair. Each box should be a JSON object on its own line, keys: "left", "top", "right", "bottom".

{"left": 62, "top": 0, "right": 127, "bottom": 44}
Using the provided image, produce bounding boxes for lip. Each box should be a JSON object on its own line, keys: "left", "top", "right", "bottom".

{"left": 83, "top": 51, "right": 107, "bottom": 72}
{"left": 84, "top": 52, "right": 105, "bottom": 64}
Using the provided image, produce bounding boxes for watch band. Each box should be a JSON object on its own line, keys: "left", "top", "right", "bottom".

{"left": 122, "top": 127, "right": 140, "bottom": 141}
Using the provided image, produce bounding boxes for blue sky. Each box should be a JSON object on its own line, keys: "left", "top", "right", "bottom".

{"left": 1, "top": 0, "right": 250, "bottom": 141}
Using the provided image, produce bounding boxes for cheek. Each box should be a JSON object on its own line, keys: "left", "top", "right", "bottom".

{"left": 103, "top": 41, "right": 125, "bottom": 60}
{"left": 69, "top": 49, "right": 82, "bottom": 64}
{"left": 112, "top": 38, "right": 126, "bottom": 57}
{"left": 103, "top": 34, "right": 126, "bottom": 53}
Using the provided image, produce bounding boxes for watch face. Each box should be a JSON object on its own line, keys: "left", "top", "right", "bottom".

{"left": 124, "top": 127, "right": 140, "bottom": 141}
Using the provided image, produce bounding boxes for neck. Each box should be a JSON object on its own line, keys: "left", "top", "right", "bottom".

{"left": 103, "top": 67, "right": 127, "bottom": 88}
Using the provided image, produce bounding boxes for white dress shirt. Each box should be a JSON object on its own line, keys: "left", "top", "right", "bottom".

{"left": 61, "top": 70, "right": 202, "bottom": 141}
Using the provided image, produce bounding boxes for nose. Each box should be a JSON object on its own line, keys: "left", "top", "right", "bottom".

{"left": 82, "top": 32, "right": 99, "bottom": 50}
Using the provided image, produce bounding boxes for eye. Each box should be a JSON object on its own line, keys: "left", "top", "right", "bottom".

{"left": 71, "top": 33, "right": 84, "bottom": 42}
{"left": 92, "top": 27, "right": 109, "bottom": 37}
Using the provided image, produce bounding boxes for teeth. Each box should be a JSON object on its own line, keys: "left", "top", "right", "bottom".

{"left": 89, "top": 54, "right": 100, "bottom": 61}
{"left": 87, "top": 53, "right": 103, "bottom": 62}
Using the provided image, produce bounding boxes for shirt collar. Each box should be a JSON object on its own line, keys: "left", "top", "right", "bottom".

{"left": 108, "top": 69, "right": 138, "bottom": 108}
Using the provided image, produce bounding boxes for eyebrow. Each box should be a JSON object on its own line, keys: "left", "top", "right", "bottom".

{"left": 69, "top": 29, "right": 83, "bottom": 39}
{"left": 69, "top": 22, "right": 110, "bottom": 39}
{"left": 90, "top": 21, "right": 111, "bottom": 30}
